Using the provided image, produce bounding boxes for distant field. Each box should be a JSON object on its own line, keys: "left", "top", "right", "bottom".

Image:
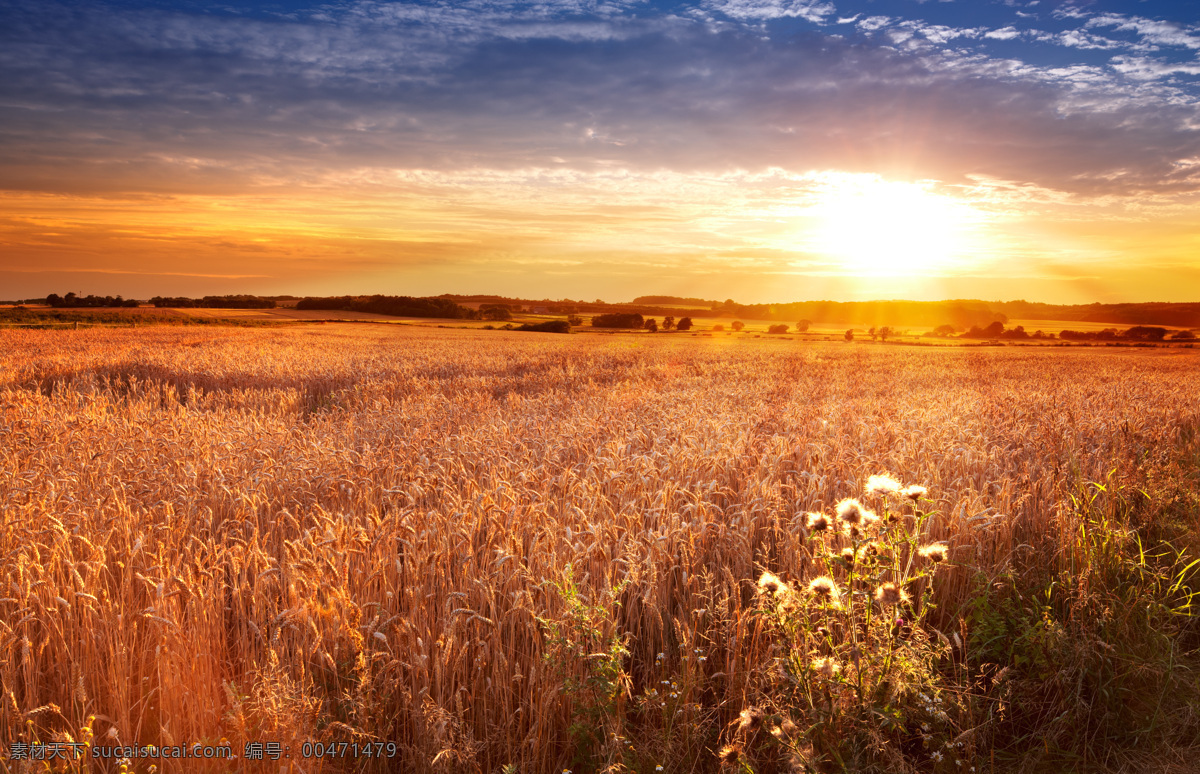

{"left": 3, "top": 325, "right": 1199, "bottom": 772}
{"left": 176, "top": 307, "right": 401, "bottom": 322}
{"left": 3, "top": 305, "right": 1194, "bottom": 342}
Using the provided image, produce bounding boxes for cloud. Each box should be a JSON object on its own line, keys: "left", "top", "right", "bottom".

{"left": 985, "top": 27, "right": 1022, "bottom": 41}
{"left": 1052, "top": 7, "right": 1092, "bottom": 21}
{"left": 1110, "top": 56, "right": 1200, "bottom": 81}
{"left": 1087, "top": 14, "right": 1200, "bottom": 50}
{"left": 857, "top": 16, "right": 892, "bottom": 32}
{"left": 0, "top": 0, "right": 1198, "bottom": 203}
{"left": 1037, "top": 29, "right": 1125, "bottom": 50}
{"left": 704, "top": 0, "right": 836, "bottom": 23}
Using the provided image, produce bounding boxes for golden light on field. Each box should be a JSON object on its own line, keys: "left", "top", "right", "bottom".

{"left": 4, "top": 326, "right": 1200, "bottom": 772}
{"left": 807, "top": 176, "right": 980, "bottom": 277}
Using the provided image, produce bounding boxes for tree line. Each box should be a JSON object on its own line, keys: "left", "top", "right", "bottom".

{"left": 150, "top": 295, "right": 276, "bottom": 308}
{"left": 924, "top": 322, "right": 1195, "bottom": 342}
{"left": 591, "top": 313, "right": 695, "bottom": 331}
{"left": 43, "top": 293, "right": 140, "bottom": 308}
{"left": 295, "top": 295, "right": 477, "bottom": 319}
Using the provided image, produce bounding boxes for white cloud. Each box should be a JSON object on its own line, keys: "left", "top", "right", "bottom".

{"left": 1088, "top": 14, "right": 1200, "bottom": 50}
{"left": 985, "top": 27, "right": 1021, "bottom": 41}
{"left": 857, "top": 16, "right": 891, "bottom": 32}
{"left": 1, "top": 0, "right": 1199, "bottom": 201}
{"left": 1110, "top": 55, "right": 1200, "bottom": 80}
{"left": 703, "top": 0, "right": 836, "bottom": 23}
{"left": 915, "top": 24, "right": 981, "bottom": 45}
{"left": 1053, "top": 29, "right": 1124, "bottom": 50}
{"left": 1053, "top": 7, "right": 1091, "bottom": 21}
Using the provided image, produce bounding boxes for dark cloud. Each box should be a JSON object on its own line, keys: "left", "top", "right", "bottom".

{"left": 0, "top": 0, "right": 1198, "bottom": 197}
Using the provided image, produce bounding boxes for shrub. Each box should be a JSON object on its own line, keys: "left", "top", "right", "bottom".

{"left": 481, "top": 305, "right": 513, "bottom": 321}
{"left": 591, "top": 313, "right": 644, "bottom": 328}
{"left": 767, "top": 324, "right": 789, "bottom": 334}
{"left": 516, "top": 320, "right": 571, "bottom": 333}
{"left": 724, "top": 478, "right": 966, "bottom": 771}
{"left": 539, "top": 567, "right": 630, "bottom": 770}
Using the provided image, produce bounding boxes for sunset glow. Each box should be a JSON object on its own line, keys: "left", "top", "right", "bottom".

{"left": 2, "top": 0, "right": 1199, "bottom": 302}
{"left": 806, "top": 177, "right": 980, "bottom": 277}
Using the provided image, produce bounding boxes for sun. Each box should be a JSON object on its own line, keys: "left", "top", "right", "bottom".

{"left": 807, "top": 175, "right": 976, "bottom": 276}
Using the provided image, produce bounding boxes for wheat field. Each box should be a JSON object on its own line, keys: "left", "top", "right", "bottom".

{"left": 2, "top": 324, "right": 1199, "bottom": 773}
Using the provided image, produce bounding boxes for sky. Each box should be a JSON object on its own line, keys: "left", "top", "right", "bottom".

{"left": 2, "top": 0, "right": 1200, "bottom": 303}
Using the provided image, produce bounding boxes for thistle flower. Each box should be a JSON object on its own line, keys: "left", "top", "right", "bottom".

{"left": 919, "top": 542, "right": 949, "bottom": 563}
{"left": 839, "top": 547, "right": 857, "bottom": 565}
{"left": 874, "top": 582, "right": 909, "bottom": 607}
{"left": 757, "top": 571, "right": 790, "bottom": 598}
{"left": 838, "top": 499, "right": 878, "bottom": 539}
{"left": 835, "top": 498, "right": 868, "bottom": 525}
{"left": 771, "top": 718, "right": 799, "bottom": 741}
{"left": 901, "top": 485, "right": 928, "bottom": 501}
{"left": 866, "top": 474, "right": 902, "bottom": 496}
{"left": 864, "top": 541, "right": 891, "bottom": 561}
{"left": 737, "top": 707, "right": 765, "bottom": 733}
{"left": 812, "top": 656, "right": 840, "bottom": 680}
{"left": 807, "top": 576, "right": 841, "bottom": 602}
{"left": 718, "top": 744, "right": 741, "bottom": 764}
{"left": 805, "top": 511, "right": 831, "bottom": 532}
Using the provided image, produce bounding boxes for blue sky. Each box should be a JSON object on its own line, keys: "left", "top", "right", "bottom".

{"left": 1, "top": 0, "right": 1198, "bottom": 302}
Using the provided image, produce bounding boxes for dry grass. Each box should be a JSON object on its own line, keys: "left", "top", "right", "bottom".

{"left": 1, "top": 325, "right": 1198, "bottom": 773}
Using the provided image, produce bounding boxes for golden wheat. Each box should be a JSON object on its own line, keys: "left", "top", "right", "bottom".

{"left": 1, "top": 324, "right": 1198, "bottom": 772}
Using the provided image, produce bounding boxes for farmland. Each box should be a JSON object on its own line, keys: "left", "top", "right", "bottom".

{"left": 2, "top": 325, "right": 1199, "bottom": 773}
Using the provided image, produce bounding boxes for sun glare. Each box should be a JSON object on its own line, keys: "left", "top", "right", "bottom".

{"left": 807, "top": 176, "right": 977, "bottom": 276}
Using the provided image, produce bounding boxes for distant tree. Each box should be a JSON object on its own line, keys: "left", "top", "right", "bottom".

{"left": 1170, "top": 329, "right": 1196, "bottom": 340}
{"left": 676, "top": 317, "right": 693, "bottom": 331}
{"left": 591, "top": 313, "right": 644, "bottom": 328}
{"left": 567, "top": 314, "right": 583, "bottom": 326}
{"left": 1001, "top": 325, "right": 1029, "bottom": 340}
{"left": 931, "top": 324, "right": 956, "bottom": 337}
{"left": 516, "top": 320, "right": 571, "bottom": 333}
{"left": 844, "top": 329, "right": 854, "bottom": 342}
{"left": 298, "top": 295, "right": 464, "bottom": 318}
{"left": 662, "top": 315, "right": 675, "bottom": 331}
{"left": 45, "top": 293, "right": 62, "bottom": 307}
{"left": 796, "top": 319, "right": 811, "bottom": 332}
{"left": 868, "top": 327, "right": 877, "bottom": 341}
{"left": 644, "top": 318, "right": 658, "bottom": 332}
{"left": 767, "top": 324, "right": 789, "bottom": 334}
{"left": 481, "top": 306, "right": 512, "bottom": 321}
{"left": 731, "top": 320, "right": 745, "bottom": 332}
{"left": 877, "top": 326, "right": 891, "bottom": 341}
{"left": 963, "top": 321, "right": 1005, "bottom": 339}
{"left": 712, "top": 324, "right": 724, "bottom": 332}
{"left": 1123, "top": 326, "right": 1168, "bottom": 341}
